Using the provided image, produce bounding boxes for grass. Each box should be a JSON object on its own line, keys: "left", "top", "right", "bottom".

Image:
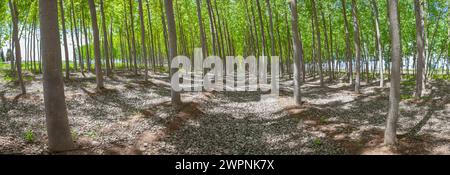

{"left": 71, "top": 130, "right": 79, "bottom": 142}
{"left": 23, "top": 129, "right": 35, "bottom": 143}
{"left": 313, "top": 138, "right": 322, "bottom": 146}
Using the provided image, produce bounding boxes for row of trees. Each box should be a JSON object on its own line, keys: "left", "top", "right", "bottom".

{"left": 0, "top": 0, "right": 448, "bottom": 152}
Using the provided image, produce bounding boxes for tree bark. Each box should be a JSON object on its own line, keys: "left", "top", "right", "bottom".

{"left": 341, "top": 0, "right": 353, "bottom": 84}
{"left": 321, "top": 10, "right": 332, "bottom": 82}
{"left": 311, "top": 0, "right": 324, "bottom": 87}
{"left": 81, "top": 8, "right": 92, "bottom": 72}
{"left": 145, "top": 0, "right": 156, "bottom": 72}
{"left": 266, "top": 0, "right": 276, "bottom": 61}
{"left": 8, "top": 0, "right": 26, "bottom": 94}
{"left": 69, "top": 0, "right": 77, "bottom": 71}
{"left": 196, "top": 0, "right": 208, "bottom": 57}
{"left": 384, "top": 0, "right": 402, "bottom": 146}
{"left": 138, "top": 0, "right": 148, "bottom": 80}
{"left": 414, "top": 0, "right": 426, "bottom": 98}
{"left": 59, "top": 0, "right": 70, "bottom": 79}
{"left": 159, "top": 0, "right": 170, "bottom": 68}
{"left": 39, "top": 0, "right": 74, "bottom": 152}
{"left": 88, "top": 0, "right": 105, "bottom": 90}
{"left": 129, "top": 0, "right": 138, "bottom": 75}
{"left": 206, "top": 0, "right": 216, "bottom": 56}
{"left": 289, "top": 0, "right": 304, "bottom": 105}
{"left": 371, "top": 0, "right": 384, "bottom": 87}
{"left": 256, "top": 0, "right": 266, "bottom": 57}
{"left": 100, "top": 0, "right": 112, "bottom": 76}
{"left": 165, "top": 0, "right": 181, "bottom": 105}
{"left": 351, "top": 0, "right": 361, "bottom": 93}
{"left": 71, "top": 0, "right": 84, "bottom": 75}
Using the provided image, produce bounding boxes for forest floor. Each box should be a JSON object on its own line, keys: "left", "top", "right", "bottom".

{"left": 0, "top": 70, "right": 449, "bottom": 155}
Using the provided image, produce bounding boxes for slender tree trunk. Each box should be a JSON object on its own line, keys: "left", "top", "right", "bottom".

{"left": 32, "top": 18, "right": 37, "bottom": 72}
{"left": 206, "top": 0, "right": 216, "bottom": 56}
{"left": 414, "top": 0, "right": 426, "bottom": 98}
{"left": 9, "top": 0, "right": 26, "bottom": 94}
{"left": 250, "top": 0, "right": 260, "bottom": 57}
{"left": 129, "top": 0, "right": 138, "bottom": 75}
{"left": 371, "top": 0, "right": 384, "bottom": 87}
{"left": 69, "top": 0, "right": 77, "bottom": 72}
{"left": 138, "top": 0, "right": 148, "bottom": 81}
{"left": 88, "top": 0, "right": 104, "bottom": 90}
{"left": 164, "top": 0, "right": 181, "bottom": 105}
{"left": 213, "top": 0, "right": 224, "bottom": 59}
{"left": 145, "top": 0, "right": 156, "bottom": 72}
{"left": 9, "top": 23, "right": 15, "bottom": 73}
{"left": 81, "top": 9, "right": 92, "bottom": 72}
{"left": 110, "top": 17, "right": 115, "bottom": 70}
{"left": 290, "top": 0, "right": 304, "bottom": 105}
{"left": 329, "top": 15, "right": 335, "bottom": 80}
{"left": 59, "top": 0, "right": 70, "bottom": 79}
{"left": 311, "top": 0, "right": 324, "bottom": 87}
{"left": 256, "top": 0, "right": 266, "bottom": 58}
{"left": 342, "top": 0, "right": 353, "bottom": 84}
{"left": 196, "top": 0, "right": 208, "bottom": 57}
{"left": 321, "top": 11, "right": 332, "bottom": 82}
{"left": 119, "top": 28, "right": 125, "bottom": 69}
{"left": 71, "top": 0, "right": 84, "bottom": 75}
{"left": 39, "top": 0, "right": 74, "bottom": 152}
{"left": 100, "top": 0, "right": 111, "bottom": 76}
{"left": 123, "top": 1, "right": 132, "bottom": 70}
{"left": 266, "top": 0, "right": 276, "bottom": 64}
{"left": 385, "top": 0, "right": 402, "bottom": 146}
{"left": 351, "top": 0, "right": 361, "bottom": 93}
{"left": 159, "top": 0, "right": 169, "bottom": 68}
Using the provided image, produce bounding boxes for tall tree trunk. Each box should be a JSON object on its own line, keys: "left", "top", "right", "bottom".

{"left": 371, "top": 0, "right": 384, "bottom": 87}
{"left": 196, "top": 0, "right": 208, "bottom": 57}
{"left": 9, "top": 23, "right": 15, "bottom": 73}
{"left": 341, "top": 0, "right": 353, "bottom": 84}
{"left": 414, "top": 0, "right": 426, "bottom": 98}
{"left": 81, "top": 8, "right": 92, "bottom": 72}
{"left": 311, "top": 0, "right": 324, "bottom": 87}
{"left": 145, "top": 0, "right": 156, "bottom": 72}
{"left": 59, "top": 0, "right": 70, "bottom": 79}
{"left": 266, "top": 0, "right": 276, "bottom": 63}
{"left": 206, "top": 0, "right": 216, "bottom": 56}
{"left": 100, "top": 0, "right": 112, "bottom": 76}
{"left": 385, "top": 0, "right": 402, "bottom": 146}
{"left": 9, "top": 0, "right": 26, "bottom": 94}
{"left": 129, "top": 0, "right": 138, "bottom": 75}
{"left": 110, "top": 17, "right": 115, "bottom": 70}
{"left": 32, "top": 18, "right": 37, "bottom": 72}
{"left": 250, "top": 0, "right": 260, "bottom": 57}
{"left": 88, "top": 0, "right": 105, "bottom": 90}
{"left": 351, "top": 0, "right": 361, "bottom": 93}
{"left": 123, "top": 0, "right": 132, "bottom": 70}
{"left": 165, "top": 0, "right": 181, "bottom": 105}
{"left": 39, "top": 0, "right": 74, "bottom": 152}
{"left": 138, "top": 0, "right": 148, "bottom": 80}
{"left": 71, "top": 0, "right": 84, "bottom": 75}
{"left": 214, "top": 0, "right": 224, "bottom": 59}
{"left": 256, "top": 0, "right": 266, "bottom": 57}
{"left": 329, "top": 15, "right": 335, "bottom": 80}
{"left": 321, "top": 10, "right": 332, "bottom": 82}
{"left": 290, "top": 0, "right": 304, "bottom": 105}
{"left": 69, "top": 0, "right": 77, "bottom": 72}
{"left": 159, "top": 0, "right": 169, "bottom": 68}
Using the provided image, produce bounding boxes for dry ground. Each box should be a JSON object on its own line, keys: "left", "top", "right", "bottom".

{"left": 0, "top": 71, "right": 449, "bottom": 155}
